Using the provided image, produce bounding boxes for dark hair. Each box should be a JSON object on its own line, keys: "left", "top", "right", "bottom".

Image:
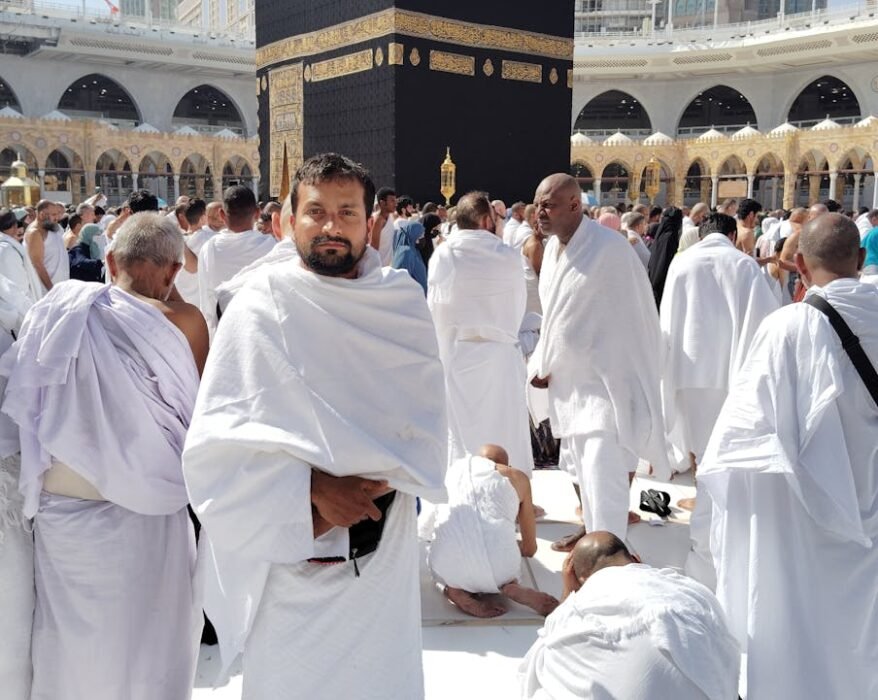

{"left": 858, "top": 206, "right": 869, "bottom": 216}
{"left": 223, "top": 185, "right": 258, "bottom": 226}
{"left": 396, "top": 196, "right": 414, "bottom": 215}
{"left": 94, "top": 206, "right": 105, "bottom": 218}
{"left": 421, "top": 201, "right": 438, "bottom": 215}
{"left": 421, "top": 213, "right": 442, "bottom": 238}
{"left": 774, "top": 237, "right": 786, "bottom": 254}
{"left": 824, "top": 199, "right": 842, "bottom": 213}
{"left": 290, "top": 152, "right": 375, "bottom": 217}
{"left": 737, "top": 198, "right": 762, "bottom": 220}
{"left": 376, "top": 186, "right": 395, "bottom": 203}
{"left": 649, "top": 206, "right": 662, "bottom": 219}
{"left": 699, "top": 212, "right": 738, "bottom": 238}
{"left": 128, "top": 189, "right": 159, "bottom": 213}
{"left": 68, "top": 214, "right": 82, "bottom": 231}
{"left": 184, "top": 198, "right": 207, "bottom": 227}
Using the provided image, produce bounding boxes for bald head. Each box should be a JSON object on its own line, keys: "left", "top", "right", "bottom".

{"left": 456, "top": 191, "right": 494, "bottom": 231}
{"left": 808, "top": 203, "right": 829, "bottom": 221}
{"left": 799, "top": 213, "right": 861, "bottom": 278}
{"left": 534, "top": 173, "right": 583, "bottom": 243}
{"left": 789, "top": 207, "right": 808, "bottom": 225}
{"left": 598, "top": 212, "right": 621, "bottom": 232}
{"left": 479, "top": 444, "right": 509, "bottom": 465}
{"left": 690, "top": 202, "right": 709, "bottom": 224}
{"left": 570, "top": 531, "right": 636, "bottom": 583}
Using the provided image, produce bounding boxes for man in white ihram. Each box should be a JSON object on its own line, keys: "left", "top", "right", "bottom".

{"left": 659, "top": 211, "right": 779, "bottom": 588}
{"left": 700, "top": 213, "right": 878, "bottom": 699}
{"left": 428, "top": 191, "right": 533, "bottom": 475}
{"left": 0, "top": 212, "right": 208, "bottom": 700}
{"left": 183, "top": 153, "right": 447, "bottom": 700}
{"left": 529, "top": 174, "right": 669, "bottom": 547}
{"left": 520, "top": 531, "right": 740, "bottom": 700}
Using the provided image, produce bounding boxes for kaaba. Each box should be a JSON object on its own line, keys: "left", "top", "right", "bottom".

{"left": 255, "top": 1, "right": 574, "bottom": 205}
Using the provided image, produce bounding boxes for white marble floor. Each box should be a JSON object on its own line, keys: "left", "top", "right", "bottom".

{"left": 192, "top": 468, "right": 696, "bottom": 700}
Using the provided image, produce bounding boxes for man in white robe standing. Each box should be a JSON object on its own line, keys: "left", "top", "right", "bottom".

{"left": 660, "top": 212, "right": 779, "bottom": 587}
{"left": 428, "top": 191, "right": 533, "bottom": 475}
{"left": 197, "top": 185, "right": 275, "bottom": 336}
{"left": 520, "top": 532, "right": 740, "bottom": 700}
{"left": 24, "top": 200, "right": 68, "bottom": 293}
{"left": 0, "top": 212, "right": 207, "bottom": 700}
{"left": 700, "top": 213, "right": 878, "bottom": 699}
{"left": 183, "top": 153, "right": 447, "bottom": 700}
{"left": 529, "top": 174, "right": 668, "bottom": 547}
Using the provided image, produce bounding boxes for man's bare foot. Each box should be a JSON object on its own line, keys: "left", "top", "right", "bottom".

{"left": 628, "top": 511, "right": 642, "bottom": 525}
{"left": 551, "top": 526, "right": 586, "bottom": 552}
{"left": 533, "top": 504, "right": 546, "bottom": 520}
{"left": 444, "top": 587, "right": 506, "bottom": 618}
{"left": 501, "top": 582, "right": 560, "bottom": 616}
{"left": 689, "top": 452, "right": 698, "bottom": 473}
{"left": 678, "top": 497, "right": 696, "bottom": 512}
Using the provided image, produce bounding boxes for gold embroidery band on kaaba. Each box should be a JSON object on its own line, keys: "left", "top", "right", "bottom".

{"left": 310, "top": 49, "right": 375, "bottom": 82}
{"left": 256, "top": 8, "right": 573, "bottom": 70}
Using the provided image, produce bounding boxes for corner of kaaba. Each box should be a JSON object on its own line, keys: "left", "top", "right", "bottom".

{"left": 255, "top": 1, "right": 574, "bottom": 205}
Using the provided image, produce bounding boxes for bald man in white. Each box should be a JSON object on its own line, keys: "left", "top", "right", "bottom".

{"left": 701, "top": 214, "right": 878, "bottom": 699}
{"left": 521, "top": 531, "right": 740, "bottom": 700}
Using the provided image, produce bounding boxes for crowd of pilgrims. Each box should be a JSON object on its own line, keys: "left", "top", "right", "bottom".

{"left": 0, "top": 150, "right": 877, "bottom": 700}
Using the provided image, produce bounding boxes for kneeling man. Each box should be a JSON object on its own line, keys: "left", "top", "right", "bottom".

{"left": 521, "top": 532, "right": 739, "bottom": 700}
{"left": 429, "top": 445, "right": 558, "bottom": 618}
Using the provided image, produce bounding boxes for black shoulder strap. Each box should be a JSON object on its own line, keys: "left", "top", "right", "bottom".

{"left": 804, "top": 295, "right": 878, "bottom": 407}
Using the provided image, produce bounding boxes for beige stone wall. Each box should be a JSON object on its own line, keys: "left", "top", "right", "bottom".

{"left": 0, "top": 116, "right": 259, "bottom": 205}
{"left": 572, "top": 123, "right": 878, "bottom": 210}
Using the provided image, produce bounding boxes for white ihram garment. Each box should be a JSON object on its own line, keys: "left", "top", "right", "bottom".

{"left": 429, "top": 455, "right": 521, "bottom": 593}
{"left": 520, "top": 564, "right": 739, "bottom": 700}
{"left": 215, "top": 238, "right": 297, "bottom": 314}
{"left": 183, "top": 248, "right": 447, "bottom": 698}
{"left": 175, "top": 226, "right": 217, "bottom": 305}
{"left": 0, "top": 281, "right": 201, "bottom": 700}
{"left": 197, "top": 229, "right": 276, "bottom": 336}
{"left": 27, "top": 227, "right": 69, "bottom": 291}
{"left": 428, "top": 229, "right": 533, "bottom": 475}
{"left": 529, "top": 218, "right": 669, "bottom": 535}
{"left": 378, "top": 215, "right": 395, "bottom": 265}
{"left": 700, "top": 279, "right": 878, "bottom": 700}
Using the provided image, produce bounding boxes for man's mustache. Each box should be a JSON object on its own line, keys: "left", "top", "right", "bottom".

{"left": 311, "top": 235, "right": 352, "bottom": 249}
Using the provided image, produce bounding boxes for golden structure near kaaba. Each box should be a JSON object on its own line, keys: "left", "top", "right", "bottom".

{"left": 440, "top": 148, "right": 457, "bottom": 206}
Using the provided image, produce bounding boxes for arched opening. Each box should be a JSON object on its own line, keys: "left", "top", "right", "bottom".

{"left": 794, "top": 151, "right": 829, "bottom": 207}
{"left": 58, "top": 74, "right": 141, "bottom": 127}
{"left": 677, "top": 85, "right": 757, "bottom": 137}
{"left": 571, "top": 161, "right": 594, "bottom": 194}
{"left": 752, "top": 154, "right": 785, "bottom": 211}
{"left": 0, "top": 147, "right": 38, "bottom": 187}
{"left": 179, "top": 154, "right": 215, "bottom": 200}
{"left": 45, "top": 148, "right": 87, "bottom": 203}
{"left": 222, "top": 156, "right": 254, "bottom": 190}
{"left": 836, "top": 150, "right": 875, "bottom": 212}
{"left": 173, "top": 85, "right": 245, "bottom": 136}
{"left": 717, "top": 155, "right": 748, "bottom": 204}
{"left": 788, "top": 76, "right": 861, "bottom": 127}
{"left": 574, "top": 90, "right": 652, "bottom": 139}
{"left": 95, "top": 150, "right": 133, "bottom": 206}
{"left": 138, "top": 151, "right": 174, "bottom": 204}
{"left": 0, "top": 78, "right": 21, "bottom": 112}
{"left": 639, "top": 160, "right": 674, "bottom": 206}
{"left": 600, "top": 162, "right": 630, "bottom": 207}
{"left": 683, "top": 159, "right": 711, "bottom": 206}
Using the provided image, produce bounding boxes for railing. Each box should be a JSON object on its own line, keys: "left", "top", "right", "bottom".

{"left": 575, "top": 0, "right": 874, "bottom": 41}
{"left": 573, "top": 128, "right": 653, "bottom": 139}
{"left": 790, "top": 115, "right": 862, "bottom": 129}
{"left": 170, "top": 122, "right": 246, "bottom": 136}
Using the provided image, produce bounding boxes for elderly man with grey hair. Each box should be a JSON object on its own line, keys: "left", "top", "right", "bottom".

{"left": 677, "top": 202, "right": 710, "bottom": 252}
{"left": 0, "top": 212, "right": 208, "bottom": 700}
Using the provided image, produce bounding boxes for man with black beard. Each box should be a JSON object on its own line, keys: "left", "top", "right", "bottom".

{"left": 24, "top": 200, "right": 68, "bottom": 293}
{"left": 183, "top": 153, "right": 447, "bottom": 699}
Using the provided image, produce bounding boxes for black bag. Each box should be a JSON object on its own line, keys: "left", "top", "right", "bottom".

{"left": 804, "top": 295, "right": 878, "bottom": 407}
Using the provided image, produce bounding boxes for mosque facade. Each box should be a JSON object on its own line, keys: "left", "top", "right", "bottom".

{"left": 0, "top": 1, "right": 876, "bottom": 208}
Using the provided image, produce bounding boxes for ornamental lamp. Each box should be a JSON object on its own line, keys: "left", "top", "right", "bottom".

{"left": 1, "top": 154, "right": 41, "bottom": 207}
{"left": 440, "top": 147, "right": 456, "bottom": 206}
{"left": 644, "top": 156, "right": 662, "bottom": 204}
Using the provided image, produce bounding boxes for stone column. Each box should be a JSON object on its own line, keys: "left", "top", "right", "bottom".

{"left": 213, "top": 176, "right": 223, "bottom": 199}
{"left": 746, "top": 174, "right": 755, "bottom": 199}
{"left": 853, "top": 173, "right": 862, "bottom": 211}
{"left": 172, "top": 174, "right": 181, "bottom": 203}
{"left": 828, "top": 171, "right": 838, "bottom": 203}
{"left": 700, "top": 178, "right": 710, "bottom": 204}
{"left": 132, "top": 173, "right": 139, "bottom": 191}
{"left": 252, "top": 175, "right": 260, "bottom": 199}
{"left": 710, "top": 175, "right": 719, "bottom": 207}
{"left": 872, "top": 174, "right": 878, "bottom": 208}
{"left": 85, "top": 171, "right": 96, "bottom": 195}
{"left": 808, "top": 174, "right": 821, "bottom": 205}
{"left": 783, "top": 171, "right": 796, "bottom": 210}
{"left": 593, "top": 178, "right": 602, "bottom": 205}
{"left": 770, "top": 177, "right": 779, "bottom": 209}
{"left": 37, "top": 169, "right": 46, "bottom": 191}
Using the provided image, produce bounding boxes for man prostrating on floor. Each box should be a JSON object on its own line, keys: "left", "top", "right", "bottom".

{"left": 428, "top": 444, "right": 559, "bottom": 618}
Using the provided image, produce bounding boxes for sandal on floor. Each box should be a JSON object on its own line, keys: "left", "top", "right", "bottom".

{"left": 647, "top": 489, "right": 671, "bottom": 507}
{"left": 639, "top": 490, "right": 671, "bottom": 518}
